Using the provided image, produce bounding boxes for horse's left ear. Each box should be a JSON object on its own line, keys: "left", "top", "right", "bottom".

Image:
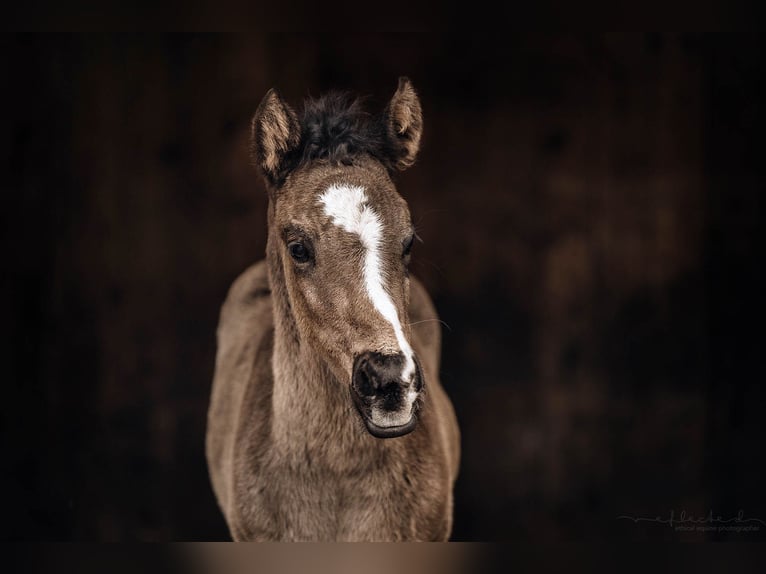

{"left": 384, "top": 77, "right": 423, "bottom": 171}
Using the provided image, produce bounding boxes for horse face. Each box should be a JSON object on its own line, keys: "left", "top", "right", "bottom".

{"left": 273, "top": 160, "right": 423, "bottom": 438}
{"left": 253, "top": 78, "right": 425, "bottom": 438}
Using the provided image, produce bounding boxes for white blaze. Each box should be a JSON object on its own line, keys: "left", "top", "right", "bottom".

{"left": 319, "top": 184, "right": 416, "bottom": 383}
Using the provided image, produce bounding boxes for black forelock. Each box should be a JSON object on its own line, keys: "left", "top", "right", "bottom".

{"left": 289, "top": 91, "right": 396, "bottom": 175}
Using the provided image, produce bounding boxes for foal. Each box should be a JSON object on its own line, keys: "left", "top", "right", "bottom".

{"left": 206, "top": 78, "right": 460, "bottom": 541}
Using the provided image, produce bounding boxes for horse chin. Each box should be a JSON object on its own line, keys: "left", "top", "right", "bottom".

{"left": 362, "top": 412, "right": 418, "bottom": 439}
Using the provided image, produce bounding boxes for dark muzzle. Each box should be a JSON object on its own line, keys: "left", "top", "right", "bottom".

{"left": 351, "top": 351, "right": 423, "bottom": 438}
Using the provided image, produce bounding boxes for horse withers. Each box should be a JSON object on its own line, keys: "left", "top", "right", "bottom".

{"left": 205, "top": 78, "right": 460, "bottom": 541}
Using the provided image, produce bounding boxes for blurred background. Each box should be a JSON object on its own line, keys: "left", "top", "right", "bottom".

{"left": 1, "top": 33, "right": 763, "bottom": 541}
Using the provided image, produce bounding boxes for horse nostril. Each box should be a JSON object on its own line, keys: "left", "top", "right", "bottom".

{"left": 354, "top": 363, "right": 376, "bottom": 397}
{"left": 353, "top": 351, "right": 412, "bottom": 399}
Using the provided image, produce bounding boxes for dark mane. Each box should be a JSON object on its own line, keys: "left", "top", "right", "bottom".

{"left": 292, "top": 92, "right": 394, "bottom": 173}
{"left": 253, "top": 79, "right": 422, "bottom": 188}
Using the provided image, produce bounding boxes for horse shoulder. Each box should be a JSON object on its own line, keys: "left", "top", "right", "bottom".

{"left": 407, "top": 276, "right": 461, "bottom": 497}
{"left": 206, "top": 260, "right": 273, "bottom": 522}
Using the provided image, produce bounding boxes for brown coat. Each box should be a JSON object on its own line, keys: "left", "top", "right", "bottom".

{"left": 205, "top": 78, "right": 460, "bottom": 541}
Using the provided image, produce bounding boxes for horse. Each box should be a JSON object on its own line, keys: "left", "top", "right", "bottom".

{"left": 205, "top": 78, "right": 460, "bottom": 541}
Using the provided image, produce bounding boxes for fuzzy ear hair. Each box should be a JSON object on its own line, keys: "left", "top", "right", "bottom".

{"left": 384, "top": 77, "right": 423, "bottom": 171}
{"left": 250, "top": 88, "right": 301, "bottom": 188}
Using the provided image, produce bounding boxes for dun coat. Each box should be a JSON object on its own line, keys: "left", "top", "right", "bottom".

{"left": 206, "top": 78, "right": 460, "bottom": 541}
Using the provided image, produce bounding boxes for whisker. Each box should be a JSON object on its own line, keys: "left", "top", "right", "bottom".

{"left": 407, "top": 318, "right": 453, "bottom": 332}
{"left": 413, "top": 208, "right": 451, "bottom": 221}
{"left": 413, "top": 257, "right": 447, "bottom": 278}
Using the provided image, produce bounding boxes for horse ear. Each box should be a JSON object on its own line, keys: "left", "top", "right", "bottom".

{"left": 384, "top": 77, "right": 423, "bottom": 171}
{"left": 251, "top": 88, "right": 301, "bottom": 188}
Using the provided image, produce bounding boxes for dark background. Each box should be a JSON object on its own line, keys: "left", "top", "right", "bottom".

{"left": 1, "top": 34, "right": 763, "bottom": 541}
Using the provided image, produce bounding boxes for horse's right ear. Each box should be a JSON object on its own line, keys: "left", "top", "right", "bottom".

{"left": 251, "top": 88, "right": 301, "bottom": 188}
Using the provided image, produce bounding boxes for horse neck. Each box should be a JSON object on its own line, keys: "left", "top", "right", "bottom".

{"left": 266, "top": 224, "right": 376, "bottom": 461}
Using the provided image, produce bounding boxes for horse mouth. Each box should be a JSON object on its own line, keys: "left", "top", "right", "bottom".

{"left": 350, "top": 389, "right": 419, "bottom": 439}
{"left": 362, "top": 411, "right": 418, "bottom": 439}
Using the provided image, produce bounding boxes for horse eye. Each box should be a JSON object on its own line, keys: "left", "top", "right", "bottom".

{"left": 402, "top": 235, "right": 414, "bottom": 258}
{"left": 288, "top": 241, "right": 311, "bottom": 263}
